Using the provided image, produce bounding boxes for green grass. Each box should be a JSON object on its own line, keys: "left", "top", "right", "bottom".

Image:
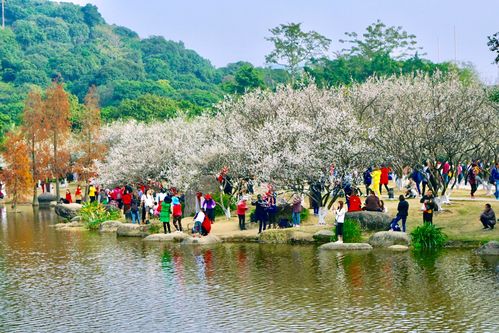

{"left": 411, "top": 223, "right": 448, "bottom": 250}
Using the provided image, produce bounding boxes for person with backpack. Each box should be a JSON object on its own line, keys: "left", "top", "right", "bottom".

{"left": 171, "top": 196, "right": 183, "bottom": 232}
{"left": 390, "top": 195, "right": 409, "bottom": 232}
{"left": 159, "top": 196, "right": 172, "bottom": 233}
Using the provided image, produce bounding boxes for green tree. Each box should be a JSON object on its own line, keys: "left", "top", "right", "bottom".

{"left": 265, "top": 22, "right": 331, "bottom": 81}
{"left": 102, "top": 94, "right": 179, "bottom": 122}
{"left": 222, "top": 64, "right": 264, "bottom": 94}
{"left": 340, "top": 20, "right": 424, "bottom": 60}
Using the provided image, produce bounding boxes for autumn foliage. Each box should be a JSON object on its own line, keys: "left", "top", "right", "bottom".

{"left": 1, "top": 131, "right": 34, "bottom": 209}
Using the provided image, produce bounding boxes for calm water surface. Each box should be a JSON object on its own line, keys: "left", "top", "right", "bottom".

{"left": 0, "top": 206, "right": 497, "bottom": 333}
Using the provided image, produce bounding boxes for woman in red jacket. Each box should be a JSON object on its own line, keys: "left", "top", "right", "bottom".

{"left": 380, "top": 164, "right": 391, "bottom": 195}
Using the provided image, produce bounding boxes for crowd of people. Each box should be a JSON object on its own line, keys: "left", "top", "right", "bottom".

{"left": 50, "top": 157, "right": 498, "bottom": 240}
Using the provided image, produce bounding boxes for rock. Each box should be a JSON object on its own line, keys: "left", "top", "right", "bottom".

{"left": 319, "top": 242, "right": 373, "bottom": 251}
{"left": 258, "top": 229, "right": 315, "bottom": 244}
{"left": 116, "top": 223, "right": 150, "bottom": 237}
{"left": 345, "top": 211, "right": 392, "bottom": 231}
{"left": 368, "top": 231, "right": 410, "bottom": 248}
{"left": 220, "top": 233, "right": 260, "bottom": 243}
{"left": 182, "top": 234, "right": 222, "bottom": 245}
{"left": 99, "top": 221, "right": 122, "bottom": 233}
{"left": 144, "top": 232, "right": 190, "bottom": 242}
{"left": 71, "top": 216, "right": 82, "bottom": 222}
{"left": 54, "top": 203, "right": 83, "bottom": 220}
{"left": 474, "top": 241, "right": 499, "bottom": 256}
{"left": 38, "top": 193, "right": 57, "bottom": 208}
{"left": 313, "top": 230, "right": 335, "bottom": 243}
{"left": 52, "top": 221, "right": 85, "bottom": 230}
{"left": 388, "top": 245, "right": 409, "bottom": 251}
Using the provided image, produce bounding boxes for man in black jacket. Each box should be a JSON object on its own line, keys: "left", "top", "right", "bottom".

{"left": 420, "top": 190, "right": 435, "bottom": 224}
{"left": 390, "top": 195, "right": 409, "bottom": 232}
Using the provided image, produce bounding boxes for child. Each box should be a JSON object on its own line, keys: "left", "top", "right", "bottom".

{"left": 65, "top": 189, "right": 72, "bottom": 204}
{"left": 159, "top": 196, "right": 172, "bottom": 233}
{"left": 192, "top": 209, "right": 205, "bottom": 237}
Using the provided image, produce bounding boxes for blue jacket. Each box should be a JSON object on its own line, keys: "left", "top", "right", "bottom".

{"left": 491, "top": 167, "right": 499, "bottom": 182}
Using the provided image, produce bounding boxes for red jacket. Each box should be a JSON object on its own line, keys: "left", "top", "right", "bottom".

{"left": 237, "top": 201, "right": 248, "bottom": 215}
{"left": 122, "top": 193, "right": 132, "bottom": 205}
{"left": 380, "top": 167, "right": 390, "bottom": 185}
{"left": 348, "top": 195, "right": 362, "bottom": 212}
{"left": 172, "top": 204, "right": 182, "bottom": 217}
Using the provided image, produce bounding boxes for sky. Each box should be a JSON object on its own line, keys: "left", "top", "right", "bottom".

{"left": 61, "top": 0, "right": 499, "bottom": 83}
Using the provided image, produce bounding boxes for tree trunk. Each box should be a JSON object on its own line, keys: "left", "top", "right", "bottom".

{"left": 54, "top": 132, "right": 60, "bottom": 201}
{"left": 32, "top": 184, "right": 38, "bottom": 207}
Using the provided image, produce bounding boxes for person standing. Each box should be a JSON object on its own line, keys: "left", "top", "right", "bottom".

{"left": 122, "top": 189, "right": 132, "bottom": 220}
{"left": 371, "top": 167, "right": 381, "bottom": 196}
{"left": 130, "top": 194, "right": 140, "bottom": 225}
{"left": 291, "top": 194, "right": 302, "bottom": 227}
{"left": 479, "top": 204, "right": 496, "bottom": 230}
{"left": 422, "top": 162, "right": 431, "bottom": 195}
{"left": 88, "top": 184, "right": 96, "bottom": 203}
{"left": 363, "top": 167, "right": 373, "bottom": 197}
{"left": 490, "top": 162, "right": 499, "bottom": 200}
{"left": 159, "top": 196, "right": 172, "bottom": 233}
{"left": 334, "top": 200, "right": 347, "bottom": 244}
{"left": 171, "top": 196, "right": 183, "bottom": 232}
{"left": 236, "top": 198, "right": 248, "bottom": 231}
{"left": 202, "top": 194, "right": 216, "bottom": 223}
{"left": 468, "top": 164, "right": 478, "bottom": 198}
{"left": 379, "top": 164, "right": 391, "bottom": 195}
{"left": 420, "top": 190, "right": 435, "bottom": 224}
{"left": 75, "top": 185, "right": 82, "bottom": 204}
{"left": 252, "top": 194, "right": 268, "bottom": 233}
{"left": 390, "top": 195, "right": 409, "bottom": 232}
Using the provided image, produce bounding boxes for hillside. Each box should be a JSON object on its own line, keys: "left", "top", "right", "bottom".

{"left": 0, "top": 0, "right": 234, "bottom": 130}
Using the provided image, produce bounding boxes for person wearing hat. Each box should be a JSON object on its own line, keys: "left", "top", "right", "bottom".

{"left": 171, "top": 196, "right": 183, "bottom": 232}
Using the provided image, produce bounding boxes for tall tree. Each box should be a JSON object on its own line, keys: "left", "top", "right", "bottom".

{"left": 487, "top": 32, "right": 499, "bottom": 64}
{"left": 44, "top": 82, "right": 71, "bottom": 201}
{"left": 340, "top": 20, "right": 424, "bottom": 60}
{"left": 21, "top": 90, "right": 49, "bottom": 206}
{"left": 75, "top": 85, "right": 106, "bottom": 197}
{"left": 1, "top": 130, "right": 33, "bottom": 210}
{"left": 265, "top": 23, "right": 331, "bottom": 81}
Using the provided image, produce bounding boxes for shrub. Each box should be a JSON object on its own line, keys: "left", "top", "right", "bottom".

{"left": 411, "top": 223, "right": 448, "bottom": 250}
{"left": 330, "top": 219, "right": 362, "bottom": 243}
{"left": 148, "top": 223, "right": 161, "bottom": 234}
{"left": 80, "top": 202, "right": 121, "bottom": 231}
{"left": 213, "top": 191, "right": 237, "bottom": 217}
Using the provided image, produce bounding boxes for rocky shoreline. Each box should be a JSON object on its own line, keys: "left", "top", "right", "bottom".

{"left": 50, "top": 219, "right": 499, "bottom": 255}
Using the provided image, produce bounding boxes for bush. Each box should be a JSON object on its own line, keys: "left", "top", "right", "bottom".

{"left": 213, "top": 191, "right": 237, "bottom": 217}
{"left": 80, "top": 202, "right": 121, "bottom": 231}
{"left": 148, "top": 223, "right": 161, "bottom": 234}
{"left": 411, "top": 223, "right": 448, "bottom": 250}
{"left": 330, "top": 219, "right": 362, "bottom": 243}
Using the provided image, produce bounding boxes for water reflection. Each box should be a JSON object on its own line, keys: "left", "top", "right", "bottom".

{"left": 0, "top": 209, "right": 497, "bottom": 333}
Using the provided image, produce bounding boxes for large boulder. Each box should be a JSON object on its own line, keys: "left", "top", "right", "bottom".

{"left": 144, "top": 232, "right": 190, "bottom": 242}
{"left": 38, "top": 193, "right": 57, "bottom": 208}
{"left": 313, "top": 230, "right": 335, "bottom": 243}
{"left": 345, "top": 211, "right": 391, "bottom": 231}
{"left": 474, "top": 241, "right": 499, "bottom": 256}
{"left": 55, "top": 203, "right": 82, "bottom": 220}
{"left": 116, "top": 224, "right": 150, "bottom": 237}
{"left": 319, "top": 242, "right": 373, "bottom": 251}
{"left": 368, "top": 231, "right": 410, "bottom": 248}
{"left": 99, "top": 221, "right": 123, "bottom": 233}
{"left": 182, "top": 234, "right": 222, "bottom": 245}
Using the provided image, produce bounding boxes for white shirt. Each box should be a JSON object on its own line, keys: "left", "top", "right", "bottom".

{"left": 335, "top": 207, "right": 346, "bottom": 223}
{"left": 194, "top": 211, "right": 205, "bottom": 223}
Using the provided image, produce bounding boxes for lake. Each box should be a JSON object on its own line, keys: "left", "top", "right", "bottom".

{"left": 0, "top": 207, "right": 497, "bottom": 332}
